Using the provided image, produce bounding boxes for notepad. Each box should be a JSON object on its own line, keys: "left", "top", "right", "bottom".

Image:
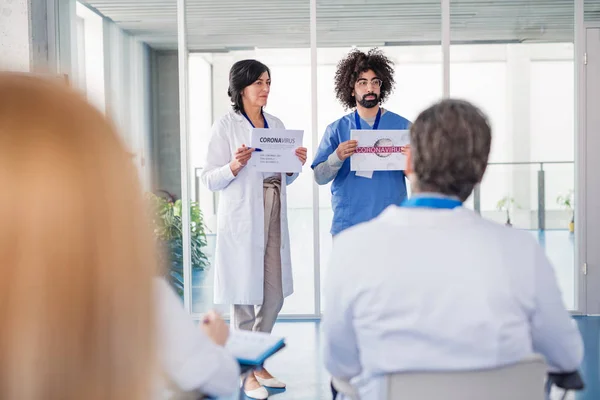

{"left": 225, "top": 330, "right": 286, "bottom": 366}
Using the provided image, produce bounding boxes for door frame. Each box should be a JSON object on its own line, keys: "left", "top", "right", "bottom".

{"left": 577, "top": 21, "right": 600, "bottom": 314}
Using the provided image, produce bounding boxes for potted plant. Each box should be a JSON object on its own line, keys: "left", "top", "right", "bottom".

{"left": 496, "top": 196, "right": 517, "bottom": 227}
{"left": 147, "top": 191, "right": 210, "bottom": 296}
{"left": 556, "top": 189, "right": 575, "bottom": 234}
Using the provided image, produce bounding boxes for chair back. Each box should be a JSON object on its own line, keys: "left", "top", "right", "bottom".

{"left": 386, "top": 355, "right": 547, "bottom": 400}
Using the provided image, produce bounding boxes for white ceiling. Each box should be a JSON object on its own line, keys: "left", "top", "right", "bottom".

{"left": 83, "top": 0, "right": 600, "bottom": 51}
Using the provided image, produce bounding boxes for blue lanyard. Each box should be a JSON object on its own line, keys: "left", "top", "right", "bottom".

{"left": 401, "top": 196, "right": 462, "bottom": 209}
{"left": 242, "top": 111, "right": 269, "bottom": 129}
{"left": 354, "top": 107, "right": 382, "bottom": 130}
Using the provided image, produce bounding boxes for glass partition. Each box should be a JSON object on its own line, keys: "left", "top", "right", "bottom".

{"left": 450, "top": 0, "right": 576, "bottom": 309}
{"left": 316, "top": 0, "right": 443, "bottom": 313}
{"left": 186, "top": 1, "right": 314, "bottom": 316}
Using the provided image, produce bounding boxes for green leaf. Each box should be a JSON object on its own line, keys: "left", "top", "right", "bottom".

{"left": 146, "top": 192, "right": 211, "bottom": 294}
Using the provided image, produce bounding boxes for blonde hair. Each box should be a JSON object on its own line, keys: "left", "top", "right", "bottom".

{"left": 0, "top": 73, "right": 156, "bottom": 400}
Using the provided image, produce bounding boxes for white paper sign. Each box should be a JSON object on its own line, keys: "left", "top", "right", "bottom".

{"left": 350, "top": 129, "right": 410, "bottom": 172}
{"left": 249, "top": 128, "right": 304, "bottom": 173}
{"left": 355, "top": 170, "right": 374, "bottom": 179}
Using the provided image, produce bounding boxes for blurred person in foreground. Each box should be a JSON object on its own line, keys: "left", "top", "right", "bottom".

{"left": 322, "top": 99, "right": 583, "bottom": 400}
{"left": 0, "top": 72, "right": 239, "bottom": 400}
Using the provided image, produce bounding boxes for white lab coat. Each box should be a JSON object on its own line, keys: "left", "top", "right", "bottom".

{"left": 323, "top": 204, "right": 584, "bottom": 400}
{"left": 201, "top": 110, "right": 297, "bottom": 305}
{"left": 154, "top": 278, "right": 240, "bottom": 398}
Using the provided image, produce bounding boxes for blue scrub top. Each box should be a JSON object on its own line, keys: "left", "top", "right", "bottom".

{"left": 311, "top": 110, "right": 411, "bottom": 235}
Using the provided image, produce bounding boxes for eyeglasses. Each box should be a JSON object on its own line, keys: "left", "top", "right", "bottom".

{"left": 356, "top": 78, "right": 383, "bottom": 89}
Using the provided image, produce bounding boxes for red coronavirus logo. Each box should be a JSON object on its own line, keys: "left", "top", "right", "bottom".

{"left": 355, "top": 138, "right": 403, "bottom": 158}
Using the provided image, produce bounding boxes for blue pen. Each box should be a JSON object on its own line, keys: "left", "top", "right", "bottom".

{"left": 253, "top": 148, "right": 263, "bottom": 152}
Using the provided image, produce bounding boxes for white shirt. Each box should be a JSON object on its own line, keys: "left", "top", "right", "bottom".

{"left": 322, "top": 205, "right": 584, "bottom": 399}
{"left": 154, "top": 278, "right": 240, "bottom": 398}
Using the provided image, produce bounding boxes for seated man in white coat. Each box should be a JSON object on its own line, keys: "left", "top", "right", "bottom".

{"left": 322, "top": 99, "right": 584, "bottom": 399}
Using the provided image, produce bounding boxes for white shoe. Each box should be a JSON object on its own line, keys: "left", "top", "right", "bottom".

{"left": 255, "top": 375, "right": 286, "bottom": 388}
{"left": 244, "top": 385, "right": 269, "bottom": 399}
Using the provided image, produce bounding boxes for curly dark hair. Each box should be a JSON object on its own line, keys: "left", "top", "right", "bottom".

{"left": 334, "top": 48, "right": 396, "bottom": 110}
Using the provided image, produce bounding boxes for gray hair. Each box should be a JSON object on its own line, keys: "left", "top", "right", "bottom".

{"left": 409, "top": 99, "right": 491, "bottom": 202}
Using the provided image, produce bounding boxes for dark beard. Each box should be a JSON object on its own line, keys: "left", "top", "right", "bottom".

{"left": 358, "top": 93, "right": 379, "bottom": 108}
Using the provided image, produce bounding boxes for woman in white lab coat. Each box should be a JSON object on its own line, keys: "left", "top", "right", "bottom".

{"left": 201, "top": 59, "right": 307, "bottom": 399}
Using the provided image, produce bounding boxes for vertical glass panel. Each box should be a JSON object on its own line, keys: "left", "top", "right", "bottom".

{"left": 316, "top": 1, "right": 443, "bottom": 313}
{"left": 188, "top": 53, "right": 223, "bottom": 314}
{"left": 187, "top": 1, "right": 314, "bottom": 316}
{"left": 450, "top": 0, "right": 576, "bottom": 309}
{"left": 81, "top": 0, "right": 183, "bottom": 294}
{"left": 74, "top": 2, "right": 107, "bottom": 112}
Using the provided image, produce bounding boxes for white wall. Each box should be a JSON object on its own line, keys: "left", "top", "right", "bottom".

{"left": 102, "top": 17, "right": 153, "bottom": 190}
{"left": 75, "top": 2, "right": 105, "bottom": 113}
{"left": 190, "top": 55, "right": 213, "bottom": 168}
{"left": 70, "top": 2, "right": 153, "bottom": 191}
{"left": 189, "top": 54, "right": 214, "bottom": 228}
{"left": 0, "top": 0, "right": 31, "bottom": 71}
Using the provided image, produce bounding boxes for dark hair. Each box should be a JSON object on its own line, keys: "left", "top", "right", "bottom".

{"left": 409, "top": 99, "right": 492, "bottom": 202}
{"left": 334, "top": 48, "right": 395, "bottom": 110}
{"left": 227, "top": 59, "right": 271, "bottom": 113}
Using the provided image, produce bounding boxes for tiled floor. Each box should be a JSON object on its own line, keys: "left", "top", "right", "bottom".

{"left": 260, "top": 321, "right": 331, "bottom": 399}
{"left": 216, "top": 321, "right": 331, "bottom": 400}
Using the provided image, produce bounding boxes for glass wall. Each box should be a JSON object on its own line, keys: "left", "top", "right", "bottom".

{"left": 189, "top": 53, "right": 219, "bottom": 314}
{"left": 450, "top": 0, "right": 576, "bottom": 309}
{"left": 186, "top": 2, "right": 314, "bottom": 316}
{"left": 77, "top": 0, "right": 181, "bottom": 296}
{"left": 316, "top": 1, "right": 443, "bottom": 313}
{"left": 151, "top": 0, "right": 184, "bottom": 306}
{"left": 185, "top": 0, "right": 581, "bottom": 316}
{"left": 76, "top": 0, "right": 590, "bottom": 315}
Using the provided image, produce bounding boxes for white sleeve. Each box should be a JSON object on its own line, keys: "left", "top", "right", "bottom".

{"left": 321, "top": 236, "right": 362, "bottom": 379}
{"left": 529, "top": 246, "right": 584, "bottom": 372}
{"left": 154, "top": 279, "right": 240, "bottom": 396}
{"left": 200, "top": 119, "right": 236, "bottom": 192}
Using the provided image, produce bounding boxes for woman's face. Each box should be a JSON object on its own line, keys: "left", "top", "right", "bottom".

{"left": 242, "top": 71, "right": 271, "bottom": 109}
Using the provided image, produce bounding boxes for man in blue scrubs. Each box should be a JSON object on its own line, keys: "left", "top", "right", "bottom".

{"left": 312, "top": 48, "right": 411, "bottom": 236}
